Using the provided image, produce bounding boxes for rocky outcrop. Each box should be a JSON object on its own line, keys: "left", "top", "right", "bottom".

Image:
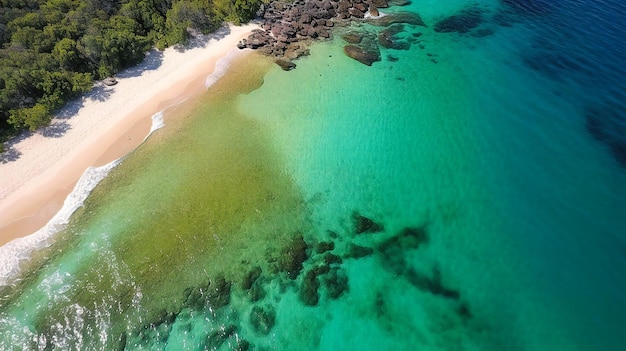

{"left": 238, "top": 0, "right": 424, "bottom": 68}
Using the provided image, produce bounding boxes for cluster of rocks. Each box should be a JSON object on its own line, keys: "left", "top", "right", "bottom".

{"left": 340, "top": 11, "right": 427, "bottom": 65}
{"left": 238, "top": 0, "right": 384, "bottom": 60}
{"left": 238, "top": 0, "right": 426, "bottom": 68}
{"left": 131, "top": 210, "right": 471, "bottom": 348}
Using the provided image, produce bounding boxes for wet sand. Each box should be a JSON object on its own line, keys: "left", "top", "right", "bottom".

{"left": 0, "top": 24, "right": 258, "bottom": 246}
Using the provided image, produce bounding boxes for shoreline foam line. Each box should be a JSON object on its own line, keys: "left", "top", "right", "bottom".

{"left": 0, "top": 113, "right": 167, "bottom": 287}
{"left": 0, "top": 44, "right": 252, "bottom": 286}
{"left": 0, "top": 23, "right": 258, "bottom": 246}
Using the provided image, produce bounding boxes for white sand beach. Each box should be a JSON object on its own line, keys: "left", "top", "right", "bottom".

{"left": 0, "top": 23, "right": 258, "bottom": 247}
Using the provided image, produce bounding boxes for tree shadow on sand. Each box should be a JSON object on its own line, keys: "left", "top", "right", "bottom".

{"left": 0, "top": 132, "right": 31, "bottom": 164}
{"left": 40, "top": 121, "right": 71, "bottom": 138}
{"left": 174, "top": 26, "right": 232, "bottom": 52}
{"left": 88, "top": 85, "right": 114, "bottom": 103}
{"left": 54, "top": 84, "right": 113, "bottom": 121}
{"left": 116, "top": 50, "right": 165, "bottom": 79}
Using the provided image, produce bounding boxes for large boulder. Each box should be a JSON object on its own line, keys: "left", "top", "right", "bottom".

{"left": 275, "top": 59, "right": 297, "bottom": 71}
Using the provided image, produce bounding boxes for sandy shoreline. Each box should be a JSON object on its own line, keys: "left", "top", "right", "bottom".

{"left": 0, "top": 23, "right": 258, "bottom": 247}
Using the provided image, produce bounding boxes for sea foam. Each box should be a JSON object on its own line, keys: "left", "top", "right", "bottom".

{"left": 0, "top": 113, "right": 165, "bottom": 287}
{"left": 0, "top": 46, "right": 241, "bottom": 287}
{"left": 205, "top": 48, "right": 243, "bottom": 89}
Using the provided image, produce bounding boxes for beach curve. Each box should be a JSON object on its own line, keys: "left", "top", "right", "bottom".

{"left": 0, "top": 23, "right": 259, "bottom": 248}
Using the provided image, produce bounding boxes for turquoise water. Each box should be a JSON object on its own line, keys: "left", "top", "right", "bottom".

{"left": 2, "top": 0, "right": 626, "bottom": 349}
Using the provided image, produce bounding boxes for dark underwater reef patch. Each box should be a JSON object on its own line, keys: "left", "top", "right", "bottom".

{"left": 434, "top": 7, "right": 485, "bottom": 34}
{"left": 522, "top": 48, "right": 594, "bottom": 81}
{"left": 123, "top": 211, "right": 475, "bottom": 348}
{"left": 585, "top": 102, "right": 626, "bottom": 168}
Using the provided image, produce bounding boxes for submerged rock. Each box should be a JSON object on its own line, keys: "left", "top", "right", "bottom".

{"left": 241, "top": 266, "right": 262, "bottom": 290}
{"left": 183, "top": 281, "right": 211, "bottom": 310}
{"left": 316, "top": 241, "right": 335, "bottom": 254}
{"left": 378, "top": 226, "right": 428, "bottom": 273}
{"left": 275, "top": 59, "right": 297, "bottom": 71}
{"left": 342, "top": 33, "right": 364, "bottom": 44}
{"left": 381, "top": 226, "right": 429, "bottom": 251}
{"left": 457, "top": 302, "right": 473, "bottom": 320}
{"left": 324, "top": 267, "right": 349, "bottom": 299}
{"left": 235, "top": 339, "right": 251, "bottom": 351}
{"left": 387, "top": 0, "right": 410, "bottom": 6}
{"left": 378, "top": 24, "right": 411, "bottom": 50}
{"left": 434, "top": 7, "right": 484, "bottom": 33}
{"left": 249, "top": 281, "right": 267, "bottom": 302}
{"left": 299, "top": 269, "right": 321, "bottom": 306}
{"left": 278, "top": 234, "right": 309, "bottom": 279}
{"left": 345, "top": 243, "right": 374, "bottom": 259}
{"left": 205, "top": 325, "right": 237, "bottom": 350}
{"left": 406, "top": 266, "right": 460, "bottom": 299}
{"left": 207, "top": 275, "right": 232, "bottom": 309}
{"left": 249, "top": 305, "right": 276, "bottom": 335}
{"left": 344, "top": 44, "right": 381, "bottom": 66}
{"left": 367, "top": 12, "right": 426, "bottom": 27}
{"left": 585, "top": 102, "right": 626, "bottom": 168}
{"left": 323, "top": 252, "right": 343, "bottom": 265}
{"left": 353, "top": 212, "right": 384, "bottom": 233}
{"left": 369, "top": 0, "right": 390, "bottom": 8}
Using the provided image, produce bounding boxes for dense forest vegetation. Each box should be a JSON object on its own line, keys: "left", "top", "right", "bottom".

{"left": 0, "top": 0, "right": 263, "bottom": 152}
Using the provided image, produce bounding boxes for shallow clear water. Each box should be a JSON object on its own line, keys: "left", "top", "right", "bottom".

{"left": 2, "top": 0, "right": 626, "bottom": 349}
